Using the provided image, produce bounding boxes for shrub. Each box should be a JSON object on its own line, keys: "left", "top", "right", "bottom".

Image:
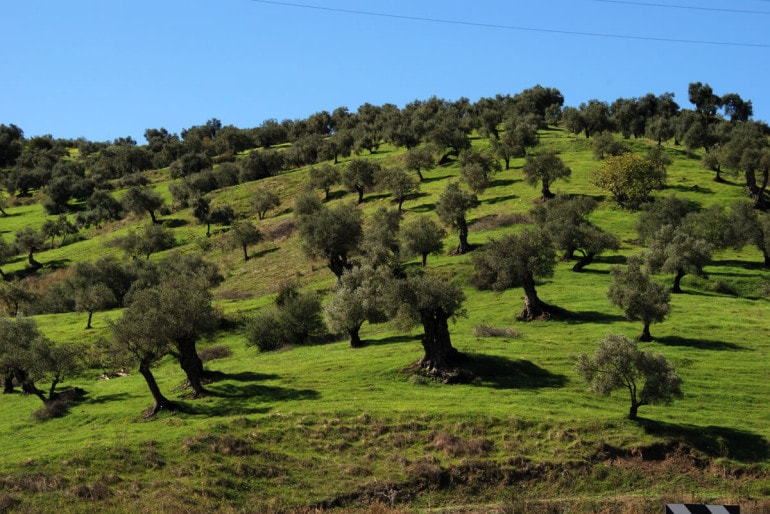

{"left": 197, "top": 344, "right": 233, "bottom": 362}
{"left": 243, "top": 310, "right": 286, "bottom": 352}
{"left": 472, "top": 324, "right": 523, "bottom": 338}
{"left": 32, "top": 400, "right": 70, "bottom": 421}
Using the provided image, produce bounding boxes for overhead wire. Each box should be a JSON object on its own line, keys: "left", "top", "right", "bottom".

{"left": 250, "top": 0, "right": 770, "bottom": 48}
{"left": 589, "top": 0, "right": 770, "bottom": 15}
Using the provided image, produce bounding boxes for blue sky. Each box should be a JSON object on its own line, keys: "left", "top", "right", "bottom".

{"left": 3, "top": 0, "right": 768, "bottom": 142}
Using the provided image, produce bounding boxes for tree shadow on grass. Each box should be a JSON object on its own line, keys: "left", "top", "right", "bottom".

{"left": 409, "top": 202, "right": 436, "bottom": 213}
{"left": 593, "top": 254, "right": 628, "bottom": 265}
{"left": 489, "top": 178, "right": 518, "bottom": 188}
{"left": 162, "top": 218, "right": 189, "bottom": 228}
{"left": 656, "top": 335, "right": 746, "bottom": 351}
{"left": 460, "top": 353, "right": 567, "bottom": 390}
{"left": 252, "top": 246, "right": 279, "bottom": 259}
{"left": 637, "top": 418, "right": 768, "bottom": 462}
{"left": 483, "top": 193, "right": 518, "bottom": 205}
{"left": 709, "top": 259, "right": 767, "bottom": 272}
{"left": 84, "top": 392, "right": 134, "bottom": 405}
{"left": 561, "top": 310, "right": 628, "bottom": 325}
{"left": 189, "top": 370, "right": 320, "bottom": 417}
{"left": 422, "top": 174, "right": 453, "bottom": 184}
{"left": 667, "top": 184, "right": 715, "bottom": 195}
{"left": 364, "top": 334, "right": 421, "bottom": 347}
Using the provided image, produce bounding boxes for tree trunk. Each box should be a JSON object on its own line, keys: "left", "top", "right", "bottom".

{"left": 328, "top": 254, "right": 349, "bottom": 279}
{"left": 3, "top": 373, "right": 14, "bottom": 394}
{"left": 206, "top": 222, "right": 211, "bottom": 237}
{"left": 48, "top": 377, "right": 60, "bottom": 400}
{"left": 416, "top": 169, "right": 424, "bottom": 182}
{"left": 672, "top": 269, "right": 685, "bottom": 293}
{"left": 348, "top": 325, "right": 363, "bottom": 348}
{"left": 629, "top": 401, "right": 640, "bottom": 420}
{"left": 456, "top": 216, "right": 471, "bottom": 254}
{"left": 242, "top": 244, "right": 250, "bottom": 262}
{"left": 21, "top": 379, "right": 46, "bottom": 403}
{"left": 572, "top": 252, "right": 595, "bottom": 272}
{"left": 541, "top": 181, "right": 554, "bottom": 200}
{"left": 418, "top": 308, "right": 459, "bottom": 372}
{"left": 421, "top": 253, "right": 428, "bottom": 267}
{"left": 356, "top": 186, "right": 365, "bottom": 204}
{"left": 504, "top": 157, "right": 510, "bottom": 170}
{"left": 138, "top": 360, "right": 176, "bottom": 416}
{"left": 177, "top": 340, "right": 206, "bottom": 398}
{"left": 756, "top": 169, "right": 769, "bottom": 210}
{"left": 28, "top": 251, "right": 41, "bottom": 269}
{"left": 745, "top": 170, "right": 762, "bottom": 207}
{"left": 639, "top": 322, "right": 653, "bottom": 342}
{"left": 86, "top": 311, "right": 94, "bottom": 330}
{"left": 518, "top": 279, "right": 552, "bottom": 321}
{"left": 149, "top": 210, "right": 158, "bottom": 224}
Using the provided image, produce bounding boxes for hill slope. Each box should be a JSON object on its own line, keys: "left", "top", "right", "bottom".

{"left": 1, "top": 127, "right": 769, "bottom": 513}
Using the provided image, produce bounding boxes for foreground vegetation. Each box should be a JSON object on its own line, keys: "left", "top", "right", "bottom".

{"left": 1, "top": 86, "right": 769, "bottom": 512}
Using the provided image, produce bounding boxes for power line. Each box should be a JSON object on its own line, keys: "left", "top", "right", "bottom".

{"left": 590, "top": 0, "right": 770, "bottom": 15}
{"left": 250, "top": 0, "right": 770, "bottom": 48}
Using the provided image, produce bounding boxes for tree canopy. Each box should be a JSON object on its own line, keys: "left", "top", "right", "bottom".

{"left": 575, "top": 333, "right": 683, "bottom": 420}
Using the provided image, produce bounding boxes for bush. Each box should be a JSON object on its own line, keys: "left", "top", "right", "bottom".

{"left": 32, "top": 400, "right": 70, "bottom": 421}
{"left": 242, "top": 310, "right": 286, "bottom": 352}
{"left": 472, "top": 324, "right": 522, "bottom": 338}
{"left": 197, "top": 344, "right": 233, "bottom": 362}
{"left": 243, "top": 286, "right": 327, "bottom": 352}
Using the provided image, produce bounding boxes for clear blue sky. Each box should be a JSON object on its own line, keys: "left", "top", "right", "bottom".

{"left": 3, "top": 0, "right": 768, "bottom": 143}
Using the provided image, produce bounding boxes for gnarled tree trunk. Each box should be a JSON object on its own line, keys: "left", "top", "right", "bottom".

{"left": 418, "top": 308, "right": 459, "bottom": 372}
{"left": 177, "top": 339, "right": 206, "bottom": 398}
{"left": 138, "top": 359, "right": 176, "bottom": 416}
{"left": 671, "top": 269, "right": 686, "bottom": 293}
{"left": 639, "top": 322, "right": 653, "bottom": 342}
{"left": 517, "top": 279, "right": 552, "bottom": 321}
{"left": 456, "top": 216, "right": 471, "bottom": 255}
{"left": 348, "top": 325, "right": 363, "bottom": 348}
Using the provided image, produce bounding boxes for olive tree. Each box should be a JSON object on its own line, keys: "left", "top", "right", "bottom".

{"left": 522, "top": 149, "right": 572, "bottom": 200}
{"left": 229, "top": 220, "right": 263, "bottom": 261}
{"left": 607, "top": 256, "right": 671, "bottom": 341}
{"left": 401, "top": 216, "right": 446, "bottom": 267}
{"left": 295, "top": 202, "right": 363, "bottom": 278}
{"left": 0, "top": 315, "right": 84, "bottom": 405}
{"left": 14, "top": 226, "right": 45, "bottom": 269}
{"left": 385, "top": 273, "right": 466, "bottom": 373}
{"left": 324, "top": 265, "right": 389, "bottom": 348}
{"left": 122, "top": 185, "right": 165, "bottom": 224}
{"left": 307, "top": 163, "right": 341, "bottom": 201}
{"left": 342, "top": 158, "right": 379, "bottom": 204}
{"left": 403, "top": 146, "right": 435, "bottom": 181}
{"left": 644, "top": 225, "right": 712, "bottom": 293}
{"left": 375, "top": 167, "right": 419, "bottom": 212}
{"left": 531, "top": 194, "right": 619, "bottom": 271}
{"left": 111, "top": 270, "right": 220, "bottom": 411}
{"left": 251, "top": 188, "right": 281, "bottom": 220}
{"left": 435, "top": 182, "right": 479, "bottom": 255}
{"left": 459, "top": 149, "right": 502, "bottom": 194}
{"left": 470, "top": 228, "right": 557, "bottom": 321}
{"left": 575, "top": 333, "right": 683, "bottom": 420}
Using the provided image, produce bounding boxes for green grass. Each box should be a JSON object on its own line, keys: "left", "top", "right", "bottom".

{"left": 1, "top": 128, "right": 769, "bottom": 512}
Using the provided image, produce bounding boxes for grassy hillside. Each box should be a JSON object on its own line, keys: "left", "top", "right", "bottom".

{"left": 1, "top": 128, "right": 769, "bottom": 513}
